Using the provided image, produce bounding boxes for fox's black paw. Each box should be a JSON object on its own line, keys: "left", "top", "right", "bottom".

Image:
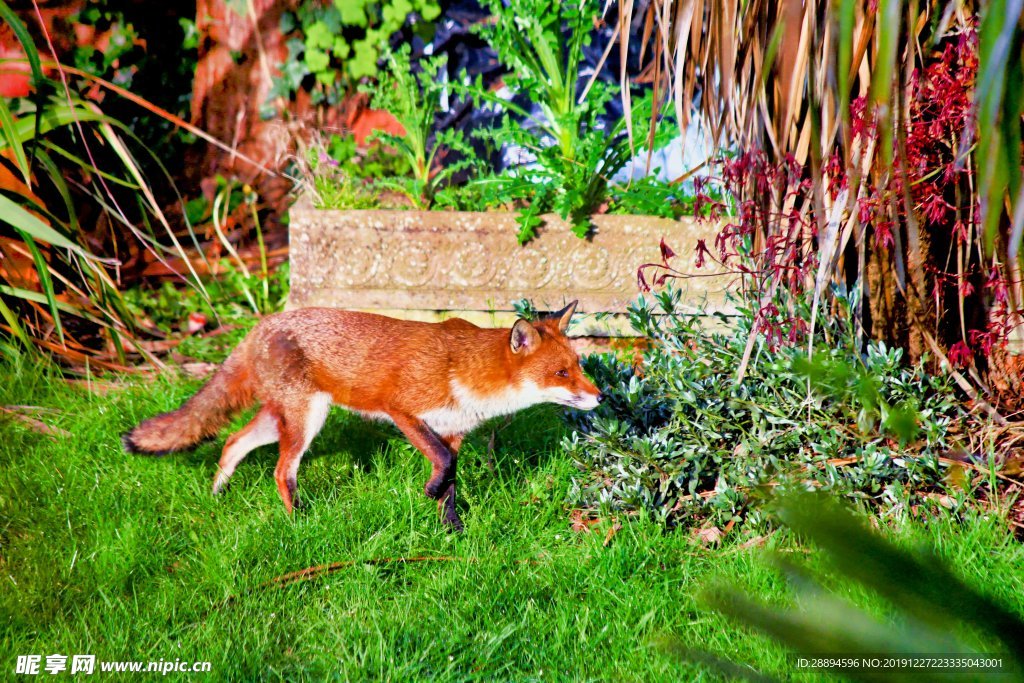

{"left": 442, "top": 514, "right": 465, "bottom": 533}
{"left": 424, "top": 479, "right": 447, "bottom": 500}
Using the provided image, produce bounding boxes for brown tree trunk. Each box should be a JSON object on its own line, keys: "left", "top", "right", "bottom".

{"left": 187, "top": 0, "right": 295, "bottom": 218}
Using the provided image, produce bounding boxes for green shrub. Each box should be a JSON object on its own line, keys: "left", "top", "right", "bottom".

{"left": 563, "top": 287, "right": 976, "bottom": 527}
{"left": 267, "top": 0, "right": 440, "bottom": 113}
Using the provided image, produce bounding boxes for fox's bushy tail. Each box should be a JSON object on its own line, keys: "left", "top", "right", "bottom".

{"left": 122, "top": 349, "right": 254, "bottom": 455}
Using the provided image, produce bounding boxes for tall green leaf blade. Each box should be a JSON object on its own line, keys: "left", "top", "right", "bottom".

{"left": 0, "top": 195, "right": 92, "bottom": 258}
{"left": 974, "top": 0, "right": 1022, "bottom": 251}
{"left": 774, "top": 494, "right": 1024, "bottom": 659}
{"left": 0, "top": 284, "right": 109, "bottom": 327}
{"left": 10, "top": 106, "right": 109, "bottom": 144}
{"left": 0, "top": 293, "right": 32, "bottom": 351}
{"left": 836, "top": 0, "right": 856, "bottom": 135}
{"left": 0, "top": 97, "right": 31, "bottom": 185}
{"left": 871, "top": 0, "right": 900, "bottom": 168}
{"left": 16, "top": 231, "right": 64, "bottom": 344}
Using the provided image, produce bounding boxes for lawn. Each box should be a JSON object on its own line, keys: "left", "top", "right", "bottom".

{"left": 2, "top": 355, "right": 1023, "bottom": 681}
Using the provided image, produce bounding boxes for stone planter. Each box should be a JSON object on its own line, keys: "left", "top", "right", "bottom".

{"left": 288, "top": 193, "right": 734, "bottom": 335}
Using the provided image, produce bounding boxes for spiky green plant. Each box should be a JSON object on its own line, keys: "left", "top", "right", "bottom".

{"left": 359, "top": 45, "right": 478, "bottom": 209}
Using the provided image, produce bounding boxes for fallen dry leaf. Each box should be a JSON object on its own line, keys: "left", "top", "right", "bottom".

{"left": 738, "top": 535, "right": 768, "bottom": 550}
{"left": 693, "top": 526, "right": 724, "bottom": 545}
{"left": 923, "top": 492, "right": 956, "bottom": 509}
{"left": 0, "top": 406, "right": 69, "bottom": 439}
{"left": 1001, "top": 453, "right": 1024, "bottom": 477}
{"left": 603, "top": 521, "right": 622, "bottom": 547}
{"left": 178, "top": 362, "right": 219, "bottom": 379}
{"left": 570, "top": 509, "right": 600, "bottom": 533}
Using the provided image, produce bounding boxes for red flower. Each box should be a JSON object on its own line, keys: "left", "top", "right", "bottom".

{"left": 968, "top": 328, "right": 996, "bottom": 357}
{"left": 948, "top": 341, "right": 973, "bottom": 368}
{"left": 952, "top": 220, "right": 969, "bottom": 245}
{"left": 921, "top": 191, "right": 950, "bottom": 225}
{"left": 858, "top": 195, "right": 875, "bottom": 224}
{"left": 874, "top": 221, "right": 895, "bottom": 250}
{"left": 694, "top": 239, "right": 711, "bottom": 269}
{"left": 986, "top": 266, "right": 1009, "bottom": 305}
{"left": 659, "top": 238, "right": 676, "bottom": 263}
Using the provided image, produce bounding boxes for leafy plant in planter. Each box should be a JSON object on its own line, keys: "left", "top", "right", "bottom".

{"left": 303, "top": 0, "right": 694, "bottom": 230}
{"left": 305, "top": 133, "right": 412, "bottom": 210}
{"left": 359, "top": 46, "right": 479, "bottom": 209}
{"left": 456, "top": 0, "right": 654, "bottom": 242}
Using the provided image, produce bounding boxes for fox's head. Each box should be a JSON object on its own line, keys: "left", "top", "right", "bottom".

{"left": 508, "top": 301, "right": 603, "bottom": 410}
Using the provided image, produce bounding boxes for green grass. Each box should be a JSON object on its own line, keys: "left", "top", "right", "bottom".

{"left": 2, "top": 356, "right": 1023, "bottom": 681}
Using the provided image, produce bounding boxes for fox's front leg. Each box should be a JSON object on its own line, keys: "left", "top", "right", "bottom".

{"left": 389, "top": 413, "right": 463, "bottom": 530}
{"left": 438, "top": 434, "right": 464, "bottom": 530}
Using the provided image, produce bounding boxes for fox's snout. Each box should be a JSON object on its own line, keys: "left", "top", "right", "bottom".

{"left": 565, "top": 371, "right": 602, "bottom": 410}
{"left": 572, "top": 388, "right": 603, "bottom": 410}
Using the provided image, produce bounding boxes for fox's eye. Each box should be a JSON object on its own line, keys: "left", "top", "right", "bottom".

{"left": 555, "top": 369, "right": 569, "bottom": 378}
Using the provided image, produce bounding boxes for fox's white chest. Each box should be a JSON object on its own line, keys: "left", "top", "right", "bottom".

{"left": 418, "top": 380, "right": 549, "bottom": 436}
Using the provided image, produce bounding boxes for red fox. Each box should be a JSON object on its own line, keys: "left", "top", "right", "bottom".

{"left": 122, "top": 301, "right": 602, "bottom": 530}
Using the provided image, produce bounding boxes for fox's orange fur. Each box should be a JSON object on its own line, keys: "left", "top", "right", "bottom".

{"left": 123, "top": 301, "right": 601, "bottom": 529}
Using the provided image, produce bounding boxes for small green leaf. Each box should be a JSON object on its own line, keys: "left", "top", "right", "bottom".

{"left": 420, "top": 1, "right": 441, "bottom": 21}
{"left": 333, "top": 36, "right": 350, "bottom": 59}
{"left": 305, "top": 21, "right": 334, "bottom": 50}
{"left": 338, "top": 1, "right": 368, "bottom": 27}
{"left": 348, "top": 40, "right": 379, "bottom": 80}
{"left": 304, "top": 47, "right": 330, "bottom": 73}
{"left": 315, "top": 67, "right": 338, "bottom": 86}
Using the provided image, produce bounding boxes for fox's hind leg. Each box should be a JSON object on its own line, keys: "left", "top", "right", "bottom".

{"left": 274, "top": 392, "right": 332, "bottom": 514}
{"left": 212, "top": 406, "right": 280, "bottom": 494}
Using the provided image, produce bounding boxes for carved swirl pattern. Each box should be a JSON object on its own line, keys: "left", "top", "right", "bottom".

{"left": 331, "top": 230, "right": 382, "bottom": 286}
{"left": 569, "top": 244, "right": 615, "bottom": 289}
{"left": 386, "top": 236, "right": 435, "bottom": 287}
{"left": 448, "top": 241, "right": 496, "bottom": 288}
{"left": 290, "top": 208, "right": 732, "bottom": 316}
{"left": 507, "top": 246, "right": 555, "bottom": 290}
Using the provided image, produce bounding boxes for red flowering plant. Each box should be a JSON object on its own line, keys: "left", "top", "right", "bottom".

{"left": 640, "top": 26, "right": 1022, "bottom": 388}
{"left": 639, "top": 148, "right": 825, "bottom": 355}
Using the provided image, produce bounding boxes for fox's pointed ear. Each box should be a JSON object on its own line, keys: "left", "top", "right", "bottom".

{"left": 551, "top": 300, "right": 578, "bottom": 333}
{"left": 510, "top": 319, "right": 540, "bottom": 354}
